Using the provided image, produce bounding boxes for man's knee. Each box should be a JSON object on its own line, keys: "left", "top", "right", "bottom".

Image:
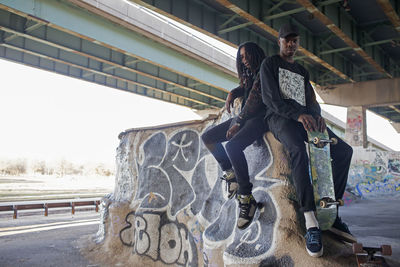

{"left": 284, "top": 138, "right": 307, "bottom": 155}
{"left": 225, "top": 139, "right": 245, "bottom": 156}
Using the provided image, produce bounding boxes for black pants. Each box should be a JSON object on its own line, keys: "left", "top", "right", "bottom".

{"left": 201, "top": 116, "right": 268, "bottom": 195}
{"left": 268, "top": 115, "right": 353, "bottom": 212}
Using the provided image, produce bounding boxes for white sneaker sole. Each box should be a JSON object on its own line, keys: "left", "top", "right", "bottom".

{"left": 306, "top": 246, "right": 323, "bottom": 257}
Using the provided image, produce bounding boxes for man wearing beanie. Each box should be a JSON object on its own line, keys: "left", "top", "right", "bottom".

{"left": 260, "top": 23, "right": 356, "bottom": 257}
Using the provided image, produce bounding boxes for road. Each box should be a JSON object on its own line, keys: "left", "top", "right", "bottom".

{"left": 0, "top": 212, "right": 99, "bottom": 267}
{"left": 0, "top": 199, "right": 399, "bottom": 266}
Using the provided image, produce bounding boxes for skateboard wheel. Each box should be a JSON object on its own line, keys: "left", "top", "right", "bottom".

{"left": 352, "top": 243, "right": 363, "bottom": 254}
{"left": 381, "top": 245, "right": 392, "bottom": 256}
{"left": 338, "top": 199, "right": 344, "bottom": 206}
{"left": 313, "top": 137, "right": 320, "bottom": 145}
{"left": 320, "top": 199, "right": 327, "bottom": 208}
{"left": 331, "top": 138, "right": 338, "bottom": 145}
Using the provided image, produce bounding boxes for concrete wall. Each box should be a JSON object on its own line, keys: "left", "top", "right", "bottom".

{"left": 347, "top": 147, "right": 400, "bottom": 199}
{"left": 96, "top": 115, "right": 292, "bottom": 266}
{"left": 86, "top": 106, "right": 356, "bottom": 266}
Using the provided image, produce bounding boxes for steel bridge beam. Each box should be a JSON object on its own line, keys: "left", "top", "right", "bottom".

{"left": 0, "top": 0, "right": 239, "bottom": 109}
{"left": 377, "top": 0, "right": 400, "bottom": 33}
{"left": 132, "top": 0, "right": 356, "bottom": 84}
{"left": 296, "top": 0, "right": 392, "bottom": 79}
{"left": 130, "top": 0, "right": 277, "bottom": 66}
{"left": 1, "top": 44, "right": 210, "bottom": 106}
{"left": 132, "top": 0, "right": 400, "bottom": 86}
{"left": 0, "top": 19, "right": 223, "bottom": 108}
{"left": 216, "top": 0, "right": 353, "bottom": 83}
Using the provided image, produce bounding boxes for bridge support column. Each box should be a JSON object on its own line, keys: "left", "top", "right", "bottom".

{"left": 345, "top": 106, "right": 367, "bottom": 148}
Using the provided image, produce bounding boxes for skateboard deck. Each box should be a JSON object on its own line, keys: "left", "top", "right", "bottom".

{"left": 353, "top": 243, "right": 392, "bottom": 267}
{"left": 307, "top": 130, "right": 339, "bottom": 230}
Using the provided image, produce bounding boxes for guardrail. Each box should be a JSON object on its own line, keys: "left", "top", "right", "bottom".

{"left": 0, "top": 199, "right": 101, "bottom": 219}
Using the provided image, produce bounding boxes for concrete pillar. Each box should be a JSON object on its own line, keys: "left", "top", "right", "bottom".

{"left": 345, "top": 106, "right": 367, "bottom": 148}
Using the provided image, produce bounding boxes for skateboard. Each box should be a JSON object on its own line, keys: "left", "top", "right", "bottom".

{"left": 353, "top": 243, "right": 392, "bottom": 267}
{"left": 307, "top": 130, "right": 342, "bottom": 231}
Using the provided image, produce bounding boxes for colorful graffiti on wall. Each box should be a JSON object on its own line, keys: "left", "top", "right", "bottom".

{"left": 345, "top": 107, "right": 364, "bottom": 147}
{"left": 116, "top": 125, "right": 288, "bottom": 266}
{"left": 347, "top": 149, "right": 400, "bottom": 199}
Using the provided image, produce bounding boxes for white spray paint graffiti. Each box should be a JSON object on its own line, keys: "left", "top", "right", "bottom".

{"left": 119, "top": 211, "right": 197, "bottom": 266}
{"left": 117, "top": 127, "right": 288, "bottom": 265}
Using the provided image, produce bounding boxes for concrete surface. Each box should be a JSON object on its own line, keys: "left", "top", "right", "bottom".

{"left": 339, "top": 199, "right": 400, "bottom": 265}
{"left": 0, "top": 212, "right": 99, "bottom": 267}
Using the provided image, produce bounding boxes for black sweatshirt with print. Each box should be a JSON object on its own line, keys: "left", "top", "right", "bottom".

{"left": 260, "top": 55, "right": 321, "bottom": 122}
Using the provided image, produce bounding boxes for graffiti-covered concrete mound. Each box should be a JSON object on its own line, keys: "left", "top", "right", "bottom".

{"left": 84, "top": 108, "right": 356, "bottom": 266}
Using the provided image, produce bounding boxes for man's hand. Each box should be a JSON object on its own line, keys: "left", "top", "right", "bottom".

{"left": 316, "top": 116, "right": 326, "bottom": 132}
{"left": 226, "top": 123, "right": 240, "bottom": 140}
{"left": 297, "top": 114, "right": 317, "bottom": 132}
{"left": 225, "top": 92, "right": 234, "bottom": 114}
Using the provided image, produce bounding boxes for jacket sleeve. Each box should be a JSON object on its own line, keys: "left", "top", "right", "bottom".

{"left": 230, "top": 85, "right": 244, "bottom": 99}
{"left": 236, "top": 72, "right": 263, "bottom": 124}
{"left": 305, "top": 73, "right": 321, "bottom": 118}
{"left": 260, "top": 58, "right": 303, "bottom": 121}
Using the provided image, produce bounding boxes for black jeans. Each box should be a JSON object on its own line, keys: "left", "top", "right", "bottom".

{"left": 201, "top": 115, "right": 268, "bottom": 195}
{"left": 268, "top": 115, "right": 353, "bottom": 212}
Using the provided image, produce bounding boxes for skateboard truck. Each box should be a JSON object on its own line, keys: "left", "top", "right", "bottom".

{"left": 312, "top": 137, "right": 338, "bottom": 148}
{"left": 319, "top": 197, "right": 344, "bottom": 208}
{"left": 353, "top": 243, "right": 392, "bottom": 267}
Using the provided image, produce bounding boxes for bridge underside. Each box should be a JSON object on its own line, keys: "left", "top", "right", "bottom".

{"left": 131, "top": 0, "right": 400, "bottom": 122}
{"left": 0, "top": 0, "right": 238, "bottom": 110}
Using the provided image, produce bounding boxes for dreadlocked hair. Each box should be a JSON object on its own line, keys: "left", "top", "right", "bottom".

{"left": 236, "top": 42, "right": 266, "bottom": 88}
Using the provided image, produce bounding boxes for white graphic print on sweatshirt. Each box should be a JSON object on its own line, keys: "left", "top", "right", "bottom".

{"left": 278, "top": 67, "right": 305, "bottom": 106}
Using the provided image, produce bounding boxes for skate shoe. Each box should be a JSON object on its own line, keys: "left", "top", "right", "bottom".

{"left": 305, "top": 227, "right": 323, "bottom": 257}
{"left": 237, "top": 194, "right": 257, "bottom": 229}
{"left": 220, "top": 169, "right": 238, "bottom": 199}
{"left": 328, "top": 216, "right": 357, "bottom": 243}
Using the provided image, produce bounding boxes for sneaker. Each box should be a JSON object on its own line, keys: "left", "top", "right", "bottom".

{"left": 328, "top": 216, "right": 357, "bottom": 243}
{"left": 237, "top": 194, "right": 257, "bottom": 229}
{"left": 220, "top": 169, "right": 238, "bottom": 199}
{"left": 304, "top": 227, "right": 323, "bottom": 257}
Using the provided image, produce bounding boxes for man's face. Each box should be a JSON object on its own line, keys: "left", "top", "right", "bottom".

{"left": 278, "top": 35, "right": 300, "bottom": 57}
{"left": 240, "top": 47, "right": 250, "bottom": 69}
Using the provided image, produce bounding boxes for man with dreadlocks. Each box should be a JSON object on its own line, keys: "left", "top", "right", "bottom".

{"left": 201, "top": 42, "right": 268, "bottom": 229}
